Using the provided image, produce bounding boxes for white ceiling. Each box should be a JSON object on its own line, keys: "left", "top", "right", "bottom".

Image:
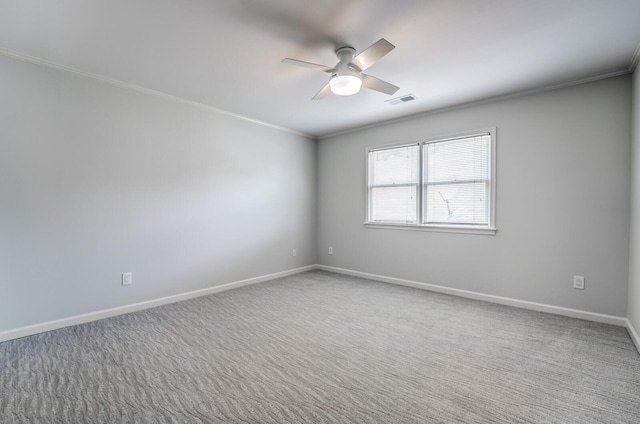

{"left": 1, "top": 0, "right": 639, "bottom": 138}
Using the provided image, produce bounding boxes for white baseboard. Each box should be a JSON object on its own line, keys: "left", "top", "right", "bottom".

{"left": 0, "top": 265, "right": 316, "bottom": 343}
{"left": 626, "top": 319, "right": 640, "bottom": 353}
{"left": 316, "top": 265, "right": 628, "bottom": 327}
{"left": 2, "top": 264, "right": 635, "bottom": 351}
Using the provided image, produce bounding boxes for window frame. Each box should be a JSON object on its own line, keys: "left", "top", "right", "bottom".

{"left": 365, "top": 128, "right": 497, "bottom": 235}
{"left": 366, "top": 143, "right": 421, "bottom": 224}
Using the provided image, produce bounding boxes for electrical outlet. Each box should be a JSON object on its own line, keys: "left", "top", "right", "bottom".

{"left": 328, "top": 247, "right": 333, "bottom": 255}
{"left": 573, "top": 275, "right": 585, "bottom": 290}
{"left": 122, "top": 272, "right": 132, "bottom": 286}
{"left": 292, "top": 249, "right": 297, "bottom": 257}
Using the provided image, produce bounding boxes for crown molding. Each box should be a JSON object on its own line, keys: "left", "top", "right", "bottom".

{"left": 2, "top": 44, "right": 635, "bottom": 142}
{"left": 319, "top": 69, "right": 631, "bottom": 139}
{"left": 0, "top": 47, "right": 314, "bottom": 140}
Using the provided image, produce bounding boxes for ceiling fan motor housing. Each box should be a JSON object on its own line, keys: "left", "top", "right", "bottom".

{"left": 335, "top": 46, "right": 360, "bottom": 71}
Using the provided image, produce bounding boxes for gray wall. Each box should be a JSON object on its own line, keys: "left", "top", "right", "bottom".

{"left": 629, "top": 68, "right": 640, "bottom": 330}
{"left": 0, "top": 55, "right": 317, "bottom": 332}
{"left": 0, "top": 51, "right": 634, "bottom": 334}
{"left": 317, "top": 76, "right": 631, "bottom": 317}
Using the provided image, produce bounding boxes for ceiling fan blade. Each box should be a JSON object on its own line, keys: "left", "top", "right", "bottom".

{"left": 351, "top": 38, "right": 395, "bottom": 71}
{"left": 312, "top": 83, "right": 331, "bottom": 100}
{"left": 282, "top": 58, "right": 333, "bottom": 72}
{"left": 362, "top": 74, "right": 400, "bottom": 95}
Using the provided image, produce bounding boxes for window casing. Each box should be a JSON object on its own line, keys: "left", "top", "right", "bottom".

{"left": 366, "top": 128, "right": 496, "bottom": 235}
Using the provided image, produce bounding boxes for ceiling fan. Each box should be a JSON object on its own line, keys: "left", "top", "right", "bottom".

{"left": 282, "top": 38, "right": 400, "bottom": 100}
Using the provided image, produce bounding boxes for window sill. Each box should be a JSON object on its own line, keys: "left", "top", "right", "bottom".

{"left": 364, "top": 222, "right": 497, "bottom": 235}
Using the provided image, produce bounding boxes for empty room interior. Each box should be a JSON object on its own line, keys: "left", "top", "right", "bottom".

{"left": 2, "top": 0, "right": 640, "bottom": 422}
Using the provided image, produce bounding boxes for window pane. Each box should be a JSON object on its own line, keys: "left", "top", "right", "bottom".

{"left": 424, "top": 135, "right": 489, "bottom": 183}
{"left": 370, "top": 145, "right": 419, "bottom": 185}
{"left": 370, "top": 186, "right": 417, "bottom": 222}
{"left": 424, "top": 182, "right": 488, "bottom": 224}
{"left": 369, "top": 145, "right": 419, "bottom": 223}
{"left": 423, "top": 134, "right": 491, "bottom": 226}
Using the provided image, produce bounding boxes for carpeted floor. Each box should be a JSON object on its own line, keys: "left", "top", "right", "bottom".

{"left": 1, "top": 270, "right": 639, "bottom": 423}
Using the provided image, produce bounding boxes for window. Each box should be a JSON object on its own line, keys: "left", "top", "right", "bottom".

{"left": 366, "top": 128, "right": 496, "bottom": 234}
{"left": 368, "top": 145, "right": 419, "bottom": 223}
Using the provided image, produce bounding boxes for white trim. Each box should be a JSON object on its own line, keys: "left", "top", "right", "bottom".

{"left": 319, "top": 70, "right": 630, "bottom": 139}
{"left": 0, "top": 265, "right": 315, "bottom": 343}
{"left": 0, "top": 47, "right": 313, "bottom": 140}
{"left": 316, "top": 265, "right": 628, "bottom": 327}
{"left": 1, "top": 47, "right": 631, "bottom": 141}
{"left": 3, "top": 264, "right": 636, "bottom": 355}
{"left": 364, "top": 222, "right": 497, "bottom": 235}
{"left": 625, "top": 319, "right": 640, "bottom": 353}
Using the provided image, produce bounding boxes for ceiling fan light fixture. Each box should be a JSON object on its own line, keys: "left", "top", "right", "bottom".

{"left": 329, "top": 74, "right": 362, "bottom": 96}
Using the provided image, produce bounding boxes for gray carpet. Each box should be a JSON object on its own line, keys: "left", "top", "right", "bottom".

{"left": 1, "top": 270, "right": 640, "bottom": 423}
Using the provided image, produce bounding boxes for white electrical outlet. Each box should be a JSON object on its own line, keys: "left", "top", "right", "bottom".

{"left": 292, "top": 249, "right": 297, "bottom": 257}
{"left": 328, "top": 247, "right": 333, "bottom": 255}
{"left": 122, "top": 272, "right": 132, "bottom": 286}
{"left": 573, "top": 275, "right": 585, "bottom": 290}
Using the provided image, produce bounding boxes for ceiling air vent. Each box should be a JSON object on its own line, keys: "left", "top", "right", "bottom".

{"left": 385, "top": 94, "right": 417, "bottom": 105}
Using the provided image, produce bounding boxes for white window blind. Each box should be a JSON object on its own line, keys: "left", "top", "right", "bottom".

{"left": 368, "top": 144, "right": 419, "bottom": 223}
{"left": 423, "top": 135, "right": 490, "bottom": 225}
{"left": 366, "top": 129, "right": 495, "bottom": 233}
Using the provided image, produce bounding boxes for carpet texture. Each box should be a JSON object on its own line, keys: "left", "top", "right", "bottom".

{"left": 1, "top": 270, "right": 639, "bottom": 423}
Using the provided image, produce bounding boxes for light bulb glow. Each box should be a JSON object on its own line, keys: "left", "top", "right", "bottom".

{"left": 329, "top": 75, "right": 362, "bottom": 96}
